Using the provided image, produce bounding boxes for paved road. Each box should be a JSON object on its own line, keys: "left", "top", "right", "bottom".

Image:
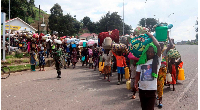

{"left": 1, "top": 45, "right": 198, "bottom": 110}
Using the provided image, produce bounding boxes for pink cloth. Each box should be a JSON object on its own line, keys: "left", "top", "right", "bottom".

{"left": 128, "top": 52, "right": 139, "bottom": 61}
{"left": 27, "top": 42, "right": 31, "bottom": 53}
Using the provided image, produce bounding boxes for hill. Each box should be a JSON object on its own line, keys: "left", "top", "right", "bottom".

{"left": 29, "top": 7, "right": 50, "bottom": 34}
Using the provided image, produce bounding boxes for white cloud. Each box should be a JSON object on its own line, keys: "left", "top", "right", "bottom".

{"left": 171, "top": 16, "right": 197, "bottom": 42}
{"left": 34, "top": 0, "right": 198, "bottom": 42}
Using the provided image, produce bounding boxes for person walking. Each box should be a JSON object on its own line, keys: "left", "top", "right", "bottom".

{"left": 93, "top": 48, "right": 99, "bottom": 71}
{"left": 46, "top": 40, "right": 52, "bottom": 58}
{"left": 102, "top": 49, "right": 112, "bottom": 82}
{"left": 71, "top": 48, "right": 78, "bottom": 69}
{"left": 157, "top": 36, "right": 173, "bottom": 108}
{"left": 134, "top": 32, "right": 161, "bottom": 110}
{"left": 38, "top": 47, "right": 45, "bottom": 71}
{"left": 81, "top": 47, "right": 88, "bottom": 67}
{"left": 30, "top": 48, "right": 37, "bottom": 71}
{"left": 112, "top": 50, "right": 127, "bottom": 85}
{"left": 53, "top": 43, "right": 63, "bottom": 78}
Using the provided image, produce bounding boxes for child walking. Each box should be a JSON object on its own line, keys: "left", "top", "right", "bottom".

{"left": 134, "top": 32, "right": 161, "bottom": 110}
{"left": 112, "top": 50, "right": 127, "bottom": 85}
{"left": 30, "top": 48, "right": 36, "bottom": 71}
{"left": 38, "top": 46, "right": 45, "bottom": 71}
{"left": 102, "top": 49, "right": 112, "bottom": 82}
{"left": 88, "top": 47, "right": 93, "bottom": 69}
{"left": 128, "top": 52, "right": 139, "bottom": 99}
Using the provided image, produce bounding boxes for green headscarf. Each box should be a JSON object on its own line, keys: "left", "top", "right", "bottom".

{"left": 136, "top": 42, "right": 157, "bottom": 65}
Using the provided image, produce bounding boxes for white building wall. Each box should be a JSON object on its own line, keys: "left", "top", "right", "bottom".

{"left": 5, "top": 19, "right": 36, "bottom": 33}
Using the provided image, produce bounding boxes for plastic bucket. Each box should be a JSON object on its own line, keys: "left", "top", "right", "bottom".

{"left": 83, "top": 42, "right": 87, "bottom": 47}
{"left": 125, "top": 67, "right": 130, "bottom": 80}
{"left": 126, "top": 80, "right": 131, "bottom": 90}
{"left": 178, "top": 68, "right": 185, "bottom": 80}
{"left": 99, "top": 62, "right": 104, "bottom": 72}
{"left": 155, "top": 26, "right": 168, "bottom": 42}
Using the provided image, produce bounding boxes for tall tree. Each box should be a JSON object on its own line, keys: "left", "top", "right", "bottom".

{"left": 124, "top": 24, "right": 132, "bottom": 35}
{"left": 73, "top": 19, "right": 82, "bottom": 35}
{"left": 98, "top": 12, "right": 130, "bottom": 35}
{"left": 48, "top": 3, "right": 63, "bottom": 35}
{"left": 87, "top": 22, "right": 97, "bottom": 33}
{"left": 139, "top": 18, "right": 158, "bottom": 32}
{"left": 58, "top": 14, "right": 74, "bottom": 36}
{"left": 195, "top": 18, "right": 198, "bottom": 41}
{"left": 82, "top": 16, "right": 91, "bottom": 28}
{"left": 1, "top": 0, "right": 34, "bottom": 23}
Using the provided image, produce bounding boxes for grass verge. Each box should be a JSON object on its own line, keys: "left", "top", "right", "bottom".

{"left": 3, "top": 64, "right": 31, "bottom": 73}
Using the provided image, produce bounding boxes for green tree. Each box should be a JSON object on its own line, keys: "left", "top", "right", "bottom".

{"left": 195, "top": 18, "right": 198, "bottom": 41}
{"left": 124, "top": 24, "right": 132, "bottom": 35}
{"left": 48, "top": 3, "right": 63, "bottom": 35}
{"left": 1, "top": 0, "right": 34, "bottom": 23}
{"left": 98, "top": 11, "right": 129, "bottom": 35}
{"left": 138, "top": 18, "right": 158, "bottom": 32}
{"left": 82, "top": 16, "right": 91, "bottom": 28}
{"left": 88, "top": 22, "right": 97, "bottom": 33}
{"left": 58, "top": 14, "right": 75, "bottom": 36}
{"left": 73, "top": 19, "right": 82, "bottom": 35}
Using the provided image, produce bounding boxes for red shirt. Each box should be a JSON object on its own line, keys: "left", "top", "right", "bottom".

{"left": 112, "top": 51, "right": 126, "bottom": 67}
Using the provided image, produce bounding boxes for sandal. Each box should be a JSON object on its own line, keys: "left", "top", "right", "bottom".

{"left": 117, "top": 81, "right": 120, "bottom": 85}
{"left": 131, "top": 95, "right": 136, "bottom": 99}
{"left": 158, "top": 104, "right": 163, "bottom": 108}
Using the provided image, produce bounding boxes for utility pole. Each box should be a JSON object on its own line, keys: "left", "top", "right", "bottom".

{"left": 8, "top": 0, "right": 10, "bottom": 52}
{"left": 2, "top": 12, "right": 6, "bottom": 61}
{"left": 38, "top": 5, "right": 40, "bottom": 34}
{"left": 123, "top": 0, "right": 124, "bottom": 36}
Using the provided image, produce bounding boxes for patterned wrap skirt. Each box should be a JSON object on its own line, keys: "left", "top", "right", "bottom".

{"left": 157, "top": 67, "right": 167, "bottom": 98}
{"left": 102, "top": 66, "right": 111, "bottom": 74}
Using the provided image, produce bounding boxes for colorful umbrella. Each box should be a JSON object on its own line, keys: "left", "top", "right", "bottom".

{"left": 79, "top": 40, "right": 87, "bottom": 46}
{"left": 87, "top": 40, "right": 95, "bottom": 46}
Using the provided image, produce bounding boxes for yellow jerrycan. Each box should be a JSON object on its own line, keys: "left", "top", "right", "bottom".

{"left": 124, "top": 67, "right": 130, "bottom": 80}
{"left": 178, "top": 68, "right": 185, "bottom": 80}
{"left": 99, "top": 62, "right": 104, "bottom": 72}
{"left": 126, "top": 80, "right": 131, "bottom": 90}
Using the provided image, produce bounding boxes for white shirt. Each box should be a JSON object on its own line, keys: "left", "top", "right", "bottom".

{"left": 103, "top": 52, "right": 112, "bottom": 66}
{"left": 136, "top": 55, "right": 162, "bottom": 90}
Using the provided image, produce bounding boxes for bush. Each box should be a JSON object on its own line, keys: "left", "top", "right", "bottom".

{"left": 15, "top": 52, "right": 23, "bottom": 58}
{"left": 6, "top": 55, "right": 14, "bottom": 59}
{"left": 24, "top": 53, "right": 30, "bottom": 57}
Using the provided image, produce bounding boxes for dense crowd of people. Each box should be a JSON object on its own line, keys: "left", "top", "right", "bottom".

{"left": 2, "top": 27, "right": 183, "bottom": 110}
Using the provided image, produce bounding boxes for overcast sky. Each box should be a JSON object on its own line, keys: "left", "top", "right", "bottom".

{"left": 35, "top": 0, "right": 198, "bottom": 42}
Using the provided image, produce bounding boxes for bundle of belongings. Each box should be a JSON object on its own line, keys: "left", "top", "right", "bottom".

{"left": 167, "top": 49, "right": 181, "bottom": 59}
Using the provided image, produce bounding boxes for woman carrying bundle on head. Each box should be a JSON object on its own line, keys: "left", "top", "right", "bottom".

{"left": 167, "top": 49, "right": 182, "bottom": 91}
{"left": 71, "top": 47, "right": 78, "bottom": 69}
{"left": 102, "top": 49, "right": 112, "bottom": 82}
{"left": 134, "top": 32, "right": 161, "bottom": 110}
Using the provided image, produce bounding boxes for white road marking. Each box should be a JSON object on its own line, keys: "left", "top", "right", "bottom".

{"left": 170, "top": 73, "right": 198, "bottom": 110}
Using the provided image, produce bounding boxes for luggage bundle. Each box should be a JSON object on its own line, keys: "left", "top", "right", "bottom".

{"left": 129, "top": 34, "right": 152, "bottom": 58}
{"left": 111, "top": 43, "right": 127, "bottom": 53}
{"left": 98, "top": 29, "right": 119, "bottom": 47}
{"left": 102, "top": 37, "right": 112, "bottom": 49}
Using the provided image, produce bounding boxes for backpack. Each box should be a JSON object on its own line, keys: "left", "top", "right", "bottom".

{"left": 89, "top": 49, "right": 93, "bottom": 56}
